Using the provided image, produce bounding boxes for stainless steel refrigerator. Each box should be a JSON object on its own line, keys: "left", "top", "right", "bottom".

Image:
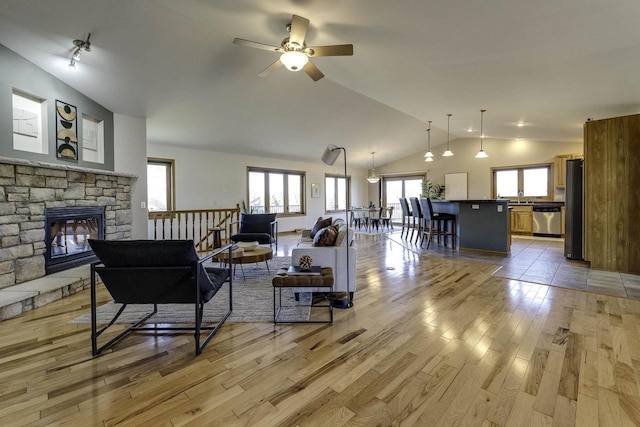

{"left": 564, "top": 158, "right": 583, "bottom": 260}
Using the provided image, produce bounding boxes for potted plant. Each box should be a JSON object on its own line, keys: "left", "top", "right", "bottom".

{"left": 422, "top": 180, "right": 444, "bottom": 199}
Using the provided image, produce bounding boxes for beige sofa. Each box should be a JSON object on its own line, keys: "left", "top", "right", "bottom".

{"left": 292, "top": 218, "right": 356, "bottom": 297}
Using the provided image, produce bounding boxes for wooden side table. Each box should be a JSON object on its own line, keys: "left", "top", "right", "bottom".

{"left": 272, "top": 267, "right": 333, "bottom": 324}
{"left": 213, "top": 246, "right": 273, "bottom": 280}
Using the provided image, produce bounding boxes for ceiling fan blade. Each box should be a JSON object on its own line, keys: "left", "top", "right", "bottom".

{"left": 289, "top": 15, "right": 309, "bottom": 46}
{"left": 233, "top": 38, "right": 280, "bottom": 52}
{"left": 303, "top": 61, "right": 324, "bottom": 81}
{"left": 307, "top": 44, "right": 354, "bottom": 57}
{"left": 258, "top": 59, "right": 283, "bottom": 78}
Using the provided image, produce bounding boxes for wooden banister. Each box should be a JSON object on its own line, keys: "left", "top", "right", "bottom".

{"left": 149, "top": 204, "right": 241, "bottom": 253}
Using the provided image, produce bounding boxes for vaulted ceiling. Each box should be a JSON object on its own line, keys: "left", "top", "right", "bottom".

{"left": 1, "top": 0, "right": 639, "bottom": 168}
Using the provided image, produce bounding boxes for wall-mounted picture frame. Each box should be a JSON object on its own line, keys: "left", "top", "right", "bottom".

{"left": 311, "top": 183, "right": 321, "bottom": 198}
{"left": 55, "top": 100, "right": 78, "bottom": 161}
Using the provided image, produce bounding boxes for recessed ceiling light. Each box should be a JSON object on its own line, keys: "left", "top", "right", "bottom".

{"left": 467, "top": 127, "right": 474, "bottom": 132}
{"left": 516, "top": 122, "right": 526, "bottom": 127}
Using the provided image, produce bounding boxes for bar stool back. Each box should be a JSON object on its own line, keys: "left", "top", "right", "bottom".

{"left": 420, "top": 197, "right": 456, "bottom": 249}
{"left": 399, "top": 198, "right": 412, "bottom": 239}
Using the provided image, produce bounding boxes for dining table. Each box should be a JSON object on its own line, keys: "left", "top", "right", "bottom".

{"left": 349, "top": 207, "right": 392, "bottom": 232}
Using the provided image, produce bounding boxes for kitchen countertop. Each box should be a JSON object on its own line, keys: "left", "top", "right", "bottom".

{"left": 432, "top": 199, "right": 508, "bottom": 203}
{"left": 508, "top": 201, "right": 565, "bottom": 206}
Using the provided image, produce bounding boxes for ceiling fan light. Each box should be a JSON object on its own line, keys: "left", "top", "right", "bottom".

{"left": 280, "top": 51, "right": 308, "bottom": 71}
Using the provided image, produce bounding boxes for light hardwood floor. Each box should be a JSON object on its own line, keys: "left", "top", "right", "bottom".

{"left": 1, "top": 233, "right": 640, "bottom": 426}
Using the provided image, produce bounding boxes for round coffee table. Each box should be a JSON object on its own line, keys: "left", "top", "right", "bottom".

{"left": 214, "top": 246, "right": 273, "bottom": 279}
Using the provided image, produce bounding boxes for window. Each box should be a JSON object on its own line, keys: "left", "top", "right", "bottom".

{"left": 492, "top": 164, "right": 552, "bottom": 200}
{"left": 325, "top": 174, "right": 350, "bottom": 212}
{"left": 247, "top": 167, "right": 305, "bottom": 215}
{"left": 147, "top": 158, "right": 175, "bottom": 211}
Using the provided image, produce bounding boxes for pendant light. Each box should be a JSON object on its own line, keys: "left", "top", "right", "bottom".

{"left": 442, "top": 113, "right": 454, "bottom": 157}
{"left": 367, "top": 151, "right": 380, "bottom": 183}
{"left": 424, "top": 121, "right": 434, "bottom": 162}
{"left": 475, "top": 109, "right": 489, "bottom": 158}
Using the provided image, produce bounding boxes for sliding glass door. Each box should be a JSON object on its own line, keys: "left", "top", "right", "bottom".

{"left": 382, "top": 176, "right": 424, "bottom": 222}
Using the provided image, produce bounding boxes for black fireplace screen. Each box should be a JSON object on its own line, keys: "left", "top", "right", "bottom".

{"left": 44, "top": 206, "right": 105, "bottom": 274}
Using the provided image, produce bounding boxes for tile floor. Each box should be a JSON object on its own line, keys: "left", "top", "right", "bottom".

{"left": 386, "top": 231, "right": 640, "bottom": 299}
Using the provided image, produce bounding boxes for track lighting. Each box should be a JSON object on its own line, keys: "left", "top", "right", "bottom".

{"left": 69, "top": 33, "right": 91, "bottom": 69}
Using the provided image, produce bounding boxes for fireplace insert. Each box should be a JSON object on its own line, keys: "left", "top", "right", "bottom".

{"left": 44, "top": 206, "right": 105, "bottom": 274}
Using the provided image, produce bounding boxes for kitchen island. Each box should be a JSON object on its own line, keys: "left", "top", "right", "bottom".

{"left": 431, "top": 199, "right": 510, "bottom": 255}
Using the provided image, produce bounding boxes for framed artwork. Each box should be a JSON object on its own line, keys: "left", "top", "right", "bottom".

{"left": 444, "top": 172, "right": 468, "bottom": 200}
{"left": 55, "top": 100, "right": 78, "bottom": 161}
{"left": 311, "top": 183, "right": 321, "bottom": 198}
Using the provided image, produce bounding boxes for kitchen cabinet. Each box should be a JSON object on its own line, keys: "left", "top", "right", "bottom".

{"left": 554, "top": 154, "right": 573, "bottom": 188}
{"left": 510, "top": 205, "right": 533, "bottom": 234}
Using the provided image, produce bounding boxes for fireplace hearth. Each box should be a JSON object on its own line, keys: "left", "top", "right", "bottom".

{"left": 44, "top": 206, "right": 105, "bottom": 274}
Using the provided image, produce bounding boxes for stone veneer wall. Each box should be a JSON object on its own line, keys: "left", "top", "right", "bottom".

{"left": 0, "top": 158, "right": 134, "bottom": 289}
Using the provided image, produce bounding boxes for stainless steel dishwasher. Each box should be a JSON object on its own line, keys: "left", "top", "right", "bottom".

{"left": 532, "top": 205, "right": 562, "bottom": 237}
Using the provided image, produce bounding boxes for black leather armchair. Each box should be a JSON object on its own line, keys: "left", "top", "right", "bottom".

{"left": 230, "top": 213, "right": 278, "bottom": 251}
{"left": 88, "top": 239, "right": 233, "bottom": 356}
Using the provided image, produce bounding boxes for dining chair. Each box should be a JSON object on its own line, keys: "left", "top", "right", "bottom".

{"left": 369, "top": 207, "right": 384, "bottom": 232}
{"left": 380, "top": 206, "right": 394, "bottom": 230}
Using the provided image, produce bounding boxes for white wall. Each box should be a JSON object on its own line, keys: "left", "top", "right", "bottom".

{"left": 147, "top": 144, "right": 368, "bottom": 232}
{"left": 378, "top": 137, "right": 584, "bottom": 200}
{"left": 113, "top": 114, "right": 148, "bottom": 239}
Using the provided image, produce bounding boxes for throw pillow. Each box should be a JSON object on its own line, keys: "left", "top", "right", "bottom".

{"left": 313, "top": 225, "right": 338, "bottom": 247}
{"left": 310, "top": 216, "right": 332, "bottom": 238}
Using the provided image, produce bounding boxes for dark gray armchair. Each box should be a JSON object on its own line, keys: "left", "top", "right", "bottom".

{"left": 88, "top": 239, "right": 233, "bottom": 356}
{"left": 230, "top": 213, "right": 278, "bottom": 251}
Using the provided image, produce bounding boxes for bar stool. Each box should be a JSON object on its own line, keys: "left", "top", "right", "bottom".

{"left": 409, "top": 197, "right": 424, "bottom": 244}
{"left": 420, "top": 197, "right": 456, "bottom": 249}
{"left": 399, "top": 198, "right": 412, "bottom": 239}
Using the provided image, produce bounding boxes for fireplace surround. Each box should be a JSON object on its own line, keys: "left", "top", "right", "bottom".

{"left": 44, "top": 206, "right": 105, "bottom": 274}
{"left": 0, "top": 157, "right": 134, "bottom": 288}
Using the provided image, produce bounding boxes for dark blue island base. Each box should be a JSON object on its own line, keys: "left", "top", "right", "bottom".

{"left": 431, "top": 199, "right": 510, "bottom": 255}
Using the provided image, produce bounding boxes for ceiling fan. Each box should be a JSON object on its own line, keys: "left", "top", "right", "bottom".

{"left": 233, "top": 15, "right": 353, "bottom": 81}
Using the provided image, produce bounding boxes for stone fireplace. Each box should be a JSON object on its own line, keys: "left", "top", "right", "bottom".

{"left": 0, "top": 158, "right": 134, "bottom": 289}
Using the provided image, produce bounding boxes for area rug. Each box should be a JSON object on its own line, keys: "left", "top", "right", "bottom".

{"left": 70, "top": 256, "right": 312, "bottom": 324}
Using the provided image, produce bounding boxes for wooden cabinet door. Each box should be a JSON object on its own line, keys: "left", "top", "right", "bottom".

{"left": 554, "top": 154, "right": 573, "bottom": 188}
{"left": 511, "top": 206, "right": 533, "bottom": 234}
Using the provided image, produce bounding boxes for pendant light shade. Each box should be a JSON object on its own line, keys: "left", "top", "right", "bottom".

{"left": 475, "top": 109, "right": 489, "bottom": 158}
{"left": 442, "top": 114, "right": 454, "bottom": 157}
{"left": 424, "top": 121, "right": 434, "bottom": 162}
{"left": 367, "top": 151, "right": 380, "bottom": 183}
